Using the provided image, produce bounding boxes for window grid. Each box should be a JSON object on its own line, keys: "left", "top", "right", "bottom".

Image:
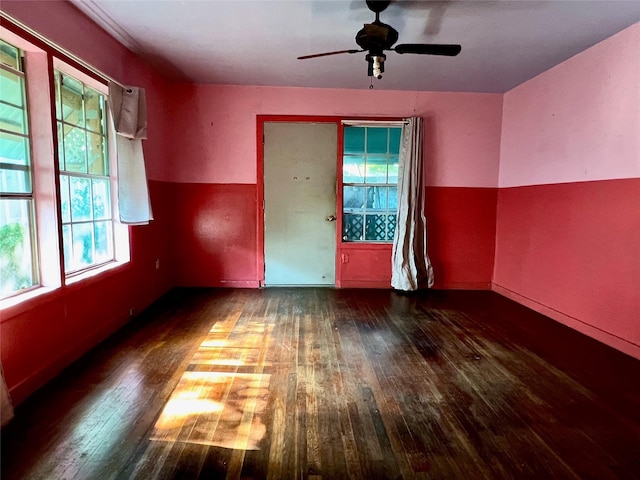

{"left": 55, "top": 70, "right": 115, "bottom": 274}
{"left": 0, "top": 40, "right": 38, "bottom": 298}
{"left": 342, "top": 126, "right": 400, "bottom": 242}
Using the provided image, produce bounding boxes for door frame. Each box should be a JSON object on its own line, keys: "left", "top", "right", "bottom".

{"left": 257, "top": 115, "right": 343, "bottom": 286}
{"left": 256, "top": 114, "right": 404, "bottom": 287}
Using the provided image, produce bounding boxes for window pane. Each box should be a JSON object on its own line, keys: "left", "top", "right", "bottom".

{"left": 388, "top": 186, "right": 398, "bottom": 210}
{"left": 92, "top": 178, "right": 111, "bottom": 220}
{"left": 60, "top": 174, "right": 71, "bottom": 223}
{"left": 62, "top": 126, "right": 87, "bottom": 173}
{"left": 71, "top": 223, "right": 94, "bottom": 270}
{"left": 70, "top": 176, "right": 92, "bottom": 221}
{"left": 0, "top": 133, "right": 31, "bottom": 194}
{"left": 0, "top": 101, "right": 27, "bottom": 134}
{"left": 366, "top": 127, "right": 388, "bottom": 154}
{"left": 59, "top": 74, "right": 85, "bottom": 127}
{"left": 344, "top": 127, "right": 364, "bottom": 154}
{"left": 57, "top": 122, "right": 65, "bottom": 170}
{"left": 365, "top": 156, "right": 388, "bottom": 184}
{"left": 0, "top": 131, "right": 29, "bottom": 166}
{"left": 0, "top": 68, "right": 24, "bottom": 106}
{"left": 0, "top": 41, "right": 20, "bottom": 71}
{"left": 84, "top": 87, "right": 104, "bottom": 134}
{"left": 342, "top": 213, "right": 363, "bottom": 241}
{"left": 62, "top": 224, "right": 72, "bottom": 272}
{"left": 365, "top": 186, "right": 390, "bottom": 209}
{"left": 388, "top": 156, "right": 399, "bottom": 184}
{"left": 343, "top": 155, "right": 364, "bottom": 183}
{"left": 87, "top": 132, "right": 106, "bottom": 175}
{"left": 387, "top": 214, "right": 397, "bottom": 241}
{"left": 365, "top": 214, "right": 390, "bottom": 241}
{"left": 389, "top": 128, "right": 401, "bottom": 154}
{"left": 343, "top": 186, "right": 364, "bottom": 211}
{"left": 0, "top": 165, "right": 31, "bottom": 194}
{"left": 0, "top": 198, "right": 35, "bottom": 296}
{"left": 94, "top": 221, "right": 113, "bottom": 262}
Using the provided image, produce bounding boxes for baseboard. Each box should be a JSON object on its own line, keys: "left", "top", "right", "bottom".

{"left": 334, "top": 281, "right": 492, "bottom": 290}
{"left": 492, "top": 283, "right": 640, "bottom": 360}
{"left": 216, "top": 280, "right": 261, "bottom": 288}
{"left": 434, "top": 282, "right": 492, "bottom": 290}
{"left": 338, "top": 280, "right": 391, "bottom": 289}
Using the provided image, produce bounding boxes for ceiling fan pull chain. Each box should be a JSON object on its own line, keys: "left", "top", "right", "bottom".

{"left": 369, "top": 77, "right": 374, "bottom": 89}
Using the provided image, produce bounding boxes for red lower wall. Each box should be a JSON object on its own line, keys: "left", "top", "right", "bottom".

{"left": 493, "top": 178, "right": 640, "bottom": 359}
{"left": 170, "top": 183, "right": 259, "bottom": 287}
{"left": 426, "top": 186, "right": 497, "bottom": 289}
{"left": 171, "top": 183, "right": 497, "bottom": 290}
{"left": 1, "top": 180, "right": 173, "bottom": 404}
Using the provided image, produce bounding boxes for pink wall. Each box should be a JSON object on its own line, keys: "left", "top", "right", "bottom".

{"left": 499, "top": 23, "right": 640, "bottom": 187}
{"left": 495, "top": 23, "right": 640, "bottom": 359}
{"left": 168, "top": 85, "right": 502, "bottom": 187}
{"left": 0, "top": 2, "right": 174, "bottom": 403}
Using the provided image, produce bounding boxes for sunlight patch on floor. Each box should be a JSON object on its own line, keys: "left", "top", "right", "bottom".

{"left": 150, "top": 318, "right": 274, "bottom": 451}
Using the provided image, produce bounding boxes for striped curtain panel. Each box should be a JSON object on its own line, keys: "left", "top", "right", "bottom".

{"left": 391, "top": 117, "right": 434, "bottom": 291}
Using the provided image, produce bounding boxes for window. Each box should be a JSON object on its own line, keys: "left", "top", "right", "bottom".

{"left": 55, "top": 70, "right": 114, "bottom": 273}
{"left": 0, "top": 39, "right": 37, "bottom": 297}
{"left": 0, "top": 25, "right": 130, "bottom": 303}
{"left": 342, "top": 125, "right": 401, "bottom": 242}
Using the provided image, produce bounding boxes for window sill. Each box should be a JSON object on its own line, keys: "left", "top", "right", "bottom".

{"left": 339, "top": 242, "right": 393, "bottom": 250}
{"left": 0, "top": 286, "right": 59, "bottom": 322}
{"left": 64, "top": 260, "right": 130, "bottom": 288}
{"left": 0, "top": 260, "right": 130, "bottom": 323}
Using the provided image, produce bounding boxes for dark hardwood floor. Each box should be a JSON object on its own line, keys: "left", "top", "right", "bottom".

{"left": 2, "top": 288, "right": 640, "bottom": 479}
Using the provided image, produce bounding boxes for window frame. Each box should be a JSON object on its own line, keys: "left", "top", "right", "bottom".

{"left": 0, "top": 23, "right": 130, "bottom": 306}
{"left": 0, "top": 39, "right": 39, "bottom": 298}
{"left": 53, "top": 58, "right": 129, "bottom": 282}
{"left": 54, "top": 65, "right": 115, "bottom": 275}
{"left": 340, "top": 123, "right": 402, "bottom": 244}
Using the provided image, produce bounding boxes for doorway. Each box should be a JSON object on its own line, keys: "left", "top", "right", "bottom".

{"left": 263, "top": 121, "right": 338, "bottom": 286}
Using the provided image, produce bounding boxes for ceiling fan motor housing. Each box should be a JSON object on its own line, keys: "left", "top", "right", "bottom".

{"left": 355, "top": 22, "right": 399, "bottom": 54}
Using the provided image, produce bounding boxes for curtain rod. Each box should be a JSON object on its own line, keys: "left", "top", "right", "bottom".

{"left": 341, "top": 120, "right": 409, "bottom": 126}
{"left": 0, "top": 10, "right": 128, "bottom": 90}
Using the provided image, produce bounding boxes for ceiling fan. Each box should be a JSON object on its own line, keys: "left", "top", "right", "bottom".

{"left": 298, "top": 0, "right": 461, "bottom": 84}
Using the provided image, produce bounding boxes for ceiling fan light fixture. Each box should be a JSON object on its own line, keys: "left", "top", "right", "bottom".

{"left": 366, "top": 53, "right": 386, "bottom": 79}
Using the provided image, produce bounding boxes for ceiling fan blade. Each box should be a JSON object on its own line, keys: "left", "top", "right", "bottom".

{"left": 297, "top": 49, "right": 363, "bottom": 60}
{"left": 393, "top": 44, "right": 461, "bottom": 56}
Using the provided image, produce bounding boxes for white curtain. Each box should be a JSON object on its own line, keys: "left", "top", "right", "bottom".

{"left": 108, "top": 82, "right": 153, "bottom": 225}
{"left": 1, "top": 362, "right": 13, "bottom": 427}
{"left": 391, "top": 117, "right": 434, "bottom": 291}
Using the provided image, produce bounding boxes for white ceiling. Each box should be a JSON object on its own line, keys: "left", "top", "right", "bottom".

{"left": 70, "top": 0, "right": 640, "bottom": 93}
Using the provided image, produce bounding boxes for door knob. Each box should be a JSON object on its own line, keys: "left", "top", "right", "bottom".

{"left": 325, "top": 215, "right": 337, "bottom": 222}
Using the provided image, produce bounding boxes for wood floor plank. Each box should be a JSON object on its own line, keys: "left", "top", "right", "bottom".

{"left": 3, "top": 288, "right": 640, "bottom": 480}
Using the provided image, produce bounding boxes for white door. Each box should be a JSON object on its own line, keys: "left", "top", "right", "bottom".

{"left": 264, "top": 122, "right": 337, "bottom": 286}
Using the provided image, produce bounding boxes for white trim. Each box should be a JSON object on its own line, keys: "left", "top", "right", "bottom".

{"left": 0, "top": 11, "right": 128, "bottom": 90}
{"left": 53, "top": 57, "right": 108, "bottom": 93}
{"left": 67, "top": 0, "right": 142, "bottom": 54}
{"left": 341, "top": 120, "right": 408, "bottom": 127}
